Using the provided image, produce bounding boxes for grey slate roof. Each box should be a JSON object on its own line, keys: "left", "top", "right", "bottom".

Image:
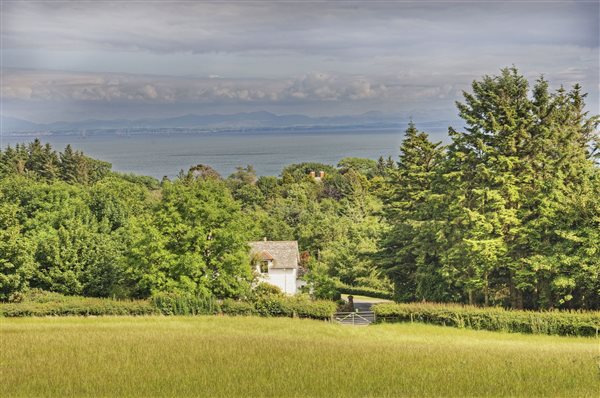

{"left": 249, "top": 241, "right": 299, "bottom": 269}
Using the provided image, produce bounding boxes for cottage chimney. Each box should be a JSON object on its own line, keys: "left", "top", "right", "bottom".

{"left": 309, "top": 171, "right": 316, "bottom": 178}
{"left": 319, "top": 170, "right": 325, "bottom": 178}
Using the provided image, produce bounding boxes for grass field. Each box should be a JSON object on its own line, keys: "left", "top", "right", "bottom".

{"left": 1, "top": 316, "right": 598, "bottom": 397}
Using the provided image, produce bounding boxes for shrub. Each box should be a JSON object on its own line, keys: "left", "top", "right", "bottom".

{"left": 286, "top": 295, "right": 337, "bottom": 320}
{"left": 254, "top": 295, "right": 293, "bottom": 317}
{"left": 303, "top": 261, "right": 340, "bottom": 300}
{"left": 251, "top": 283, "right": 284, "bottom": 300}
{"left": 253, "top": 295, "right": 337, "bottom": 320}
{"left": 372, "top": 302, "right": 600, "bottom": 337}
{"left": 336, "top": 283, "right": 393, "bottom": 300}
{"left": 21, "top": 289, "right": 73, "bottom": 303}
{"left": 151, "top": 292, "right": 219, "bottom": 315}
{"left": 0, "top": 294, "right": 157, "bottom": 317}
{"left": 221, "top": 299, "right": 259, "bottom": 316}
{"left": 222, "top": 295, "right": 337, "bottom": 320}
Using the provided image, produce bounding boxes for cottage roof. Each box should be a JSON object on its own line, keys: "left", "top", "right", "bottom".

{"left": 255, "top": 250, "right": 274, "bottom": 261}
{"left": 249, "top": 241, "right": 299, "bottom": 269}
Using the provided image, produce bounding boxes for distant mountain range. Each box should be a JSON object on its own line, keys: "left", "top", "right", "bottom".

{"left": 1, "top": 111, "right": 456, "bottom": 135}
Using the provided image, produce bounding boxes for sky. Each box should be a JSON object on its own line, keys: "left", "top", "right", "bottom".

{"left": 1, "top": 0, "right": 598, "bottom": 123}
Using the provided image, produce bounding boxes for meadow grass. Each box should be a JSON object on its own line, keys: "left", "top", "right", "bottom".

{"left": 1, "top": 316, "right": 598, "bottom": 397}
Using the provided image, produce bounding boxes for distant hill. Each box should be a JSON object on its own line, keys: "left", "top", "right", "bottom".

{"left": 1, "top": 116, "right": 44, "bottom": 133}
{"left": 1, "top": 112, "right": 456, "bottom": 135}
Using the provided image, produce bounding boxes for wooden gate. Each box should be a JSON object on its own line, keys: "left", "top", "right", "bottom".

{"left": 332, "top": 311, "right": 375, "bottom": 326}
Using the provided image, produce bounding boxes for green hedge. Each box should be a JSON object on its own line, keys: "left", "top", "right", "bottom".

{"left": 373, "top": 302, "right": 600, "bottom": 337}
{"left": 1, "top": 291, "right": 337, "bottom": 320}
{"left": 223, "top": 295, "right": 337, "bottom": 320}
{"left": 0, "top": 297, "right": 158, "bottom": 317}
{"left": 336, "top": 283, "right": 394, "bottom": 300}
{"left": 221, "top": 299, "right": 259, "bottom": 316}
{"left": 288, "top": 296, "right": 338, "bottom": 319}
{"left": 151, "top": 292, "right": 220, "bottom": 315}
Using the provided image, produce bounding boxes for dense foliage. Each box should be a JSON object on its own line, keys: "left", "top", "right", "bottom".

{"left": 336, "top": 283, "right": 394, "bottom": 300}
{"left": 379, "top": 68, "right": 600, "bottom": 310}
{"left": 0, "top": 139, "right": 388, "bottom": 302}
{"left": 1, "top": 68, "right": 598, "bottom": 310}
{"left": 373, "top": 302, "right": 600, "bottom": 337}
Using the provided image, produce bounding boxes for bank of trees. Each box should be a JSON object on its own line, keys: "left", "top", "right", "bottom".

{"left": 0, "top": 141, "right": 387, "bottom": 302}
{"left": 380, "top": 68, "right": 599, "bottom": 309}
{"left": 1, "top": 68, "right": 598, "bottom": 309}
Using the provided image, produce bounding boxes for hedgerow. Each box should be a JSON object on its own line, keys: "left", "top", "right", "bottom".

{"left": 373, "top": 302, "right": 600, "bottom": 337}
{"left": 336, "top": 283, "right": 394, "bottom": 300}
{"left": 0, "top": 290, "right": 336, "bottom": 320}
{"left": 151, "top": 292, "right": 220, "bottom": 315}
{"left": 225, "top": 295, "right": 337, "bottom": 320}
{"left": 221, "top": 299, "right": 259, "bottom": 316}
{"left": 0, "top": 296, "right": 157, "bottom": 317}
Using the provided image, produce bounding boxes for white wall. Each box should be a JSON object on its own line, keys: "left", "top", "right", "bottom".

{"left": 259, "top": 268, "right": 297, "bottom": 294}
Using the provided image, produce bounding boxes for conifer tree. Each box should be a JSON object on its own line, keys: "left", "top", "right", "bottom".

{"left": 380, "top": 122, "right": 445, "bottom": 301}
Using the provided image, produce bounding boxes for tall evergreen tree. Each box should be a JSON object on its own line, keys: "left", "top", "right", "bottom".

{"left": 379, "top": 122, "right": 446, "bottom": 301}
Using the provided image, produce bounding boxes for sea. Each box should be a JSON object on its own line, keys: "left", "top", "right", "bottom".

{"left": 1, "top": 129, "right": 408, "bottom": 179}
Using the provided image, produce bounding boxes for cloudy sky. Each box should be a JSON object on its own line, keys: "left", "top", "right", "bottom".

{"left": 1, "top": 0, "right": 598, "bottom": 123}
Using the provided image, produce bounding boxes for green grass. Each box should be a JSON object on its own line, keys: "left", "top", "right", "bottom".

{"left": 1, "top": 317, "right": 598, "bottom": 397}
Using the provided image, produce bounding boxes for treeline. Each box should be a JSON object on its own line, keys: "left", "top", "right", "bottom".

{"left": 1, "top": 68, "right": 598, "bottom": 310}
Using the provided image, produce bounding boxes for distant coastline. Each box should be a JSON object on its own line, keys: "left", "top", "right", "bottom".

{"left": 2, "top": 124, "right": 415, "bottom": 138}
{"left": 0, "top": 129, "right": 408, "bottom": 178}
{"left": 0, "top": 111, "right": 457, "bottom": 137}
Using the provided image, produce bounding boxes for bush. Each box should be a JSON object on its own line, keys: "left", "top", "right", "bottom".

{"left": 0, "top": 293, "right": 157, "bottom": 317}
{"left": 253, "top": 295, "right": 337, "bottom": 320}
{"left": 21, "top": 289, "right": 73, "bottom": 303}
{"left": 222, "top": 295, "right": 337, "bottom": 320}
{"left": 372, "top": 302, "right": 600, "bottom": 337}
{"left": 251, "top": 283, "right": 284, "bottom": 300}
{"left": 286, "top": 295, "right": 338, "bottom": 320}
{"left": 151, "top": 292, "right": 219, "bottom": 315}
{"left": 337, "top": 283, "right": 393, "bottom": 300}
{"left": 221, "top": 299, "right": 259, "bottom": 316}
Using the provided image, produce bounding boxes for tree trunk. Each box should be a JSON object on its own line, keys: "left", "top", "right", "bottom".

{"left": 509, "top": 274, "right": 519, "bottom": 309}
{"left": 484, "top": 272, "right": 489, "bottom": 306}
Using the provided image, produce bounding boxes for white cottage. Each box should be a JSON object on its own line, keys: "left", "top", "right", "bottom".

{"left": 248, "top": 240, "right": 303, "bottom": 295}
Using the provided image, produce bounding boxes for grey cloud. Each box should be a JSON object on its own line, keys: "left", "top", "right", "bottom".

{"left": 3, "top": 65, "right": 596, "bottom": 124}
{"left": 1, "top": 1, "right": 597, "bottom": 123}
{"left": 1, "top": 70, "right": 390, "bottom": 105}
{"left": 283, "top": 73, "right": 386, "bottom": 102}
{"left": 3, "top": 1, "right": 597, "bottom": 56}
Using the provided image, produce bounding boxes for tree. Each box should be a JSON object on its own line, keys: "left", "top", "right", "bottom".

{"left": 125, "top": 178, "right": 255, "bottom": 298}
{"left": 337, "top": 157, "right": 378, "bottom": 179}
{"left": 0, "top": 199, "right": 35, "bottom": 301}
{"left": 379, "top": 122, "right": 447, "bottom": 301}
{"left": 186, "top": 164, "right": 222, "bottom": 181}
{"left": 227, "top": 165, "right": 264, "bottom": 207}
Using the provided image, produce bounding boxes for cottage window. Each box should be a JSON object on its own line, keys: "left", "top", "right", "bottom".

{"left": 260, "top": 260, "right": 269, "bottom": 273}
